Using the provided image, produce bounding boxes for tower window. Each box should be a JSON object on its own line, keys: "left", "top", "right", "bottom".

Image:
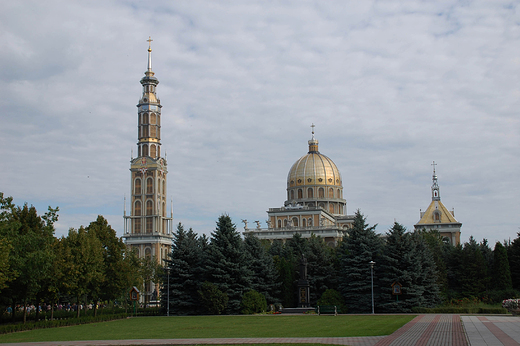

{"left": 146, "top": 178, "right": 153, "bottom": 194}
{"left": 151, "top": 126, "right": 157, "bottom": 137}
{"left": 329, "top": 188, "right": 334, "bottom": 198}
{"left": 134, "top": 178, "right": 142, "bottom": 195}
{"left": 337, "top": 189, "right": 341, "bottom": 198}
{"left": 134, "top": 219, "right": 141, "bottom": 233}
{"left": 292, "top": 217, "right": 299, "bottom": 227}
{"left": 278, "top": 220, "right": 282, "bottom": 228}
{"left": 150, "top": 144, "right": 156, "bottom": 158}
{"left": 319, "top": 188, "right": 324, "bottom": 198}
{"left": 151, "top": 113, "right": 156, "bottom": 124}
{"left": 143, "top": 144, "right": 149, "bottom": 157}
{"left": 298, "top": 189, "right": 303, "bottom": 199}
{"left": 143, "top": 113, "right": 149, "bottom": 124}
{"left": 308, "top": 188, "right": 313, "bottom": 198}
{"left": 134, "top": 200, "right": 141, "bottom": 216}
{"left": 146, "top": 200, "right": 153, "bottom": 215}
{"left": 290, "top": 190, "right": 294, "bottom": 200}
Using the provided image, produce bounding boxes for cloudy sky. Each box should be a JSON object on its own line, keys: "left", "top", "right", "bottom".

{"left": 1, "top": 1, "right": 519, "bottom": 244}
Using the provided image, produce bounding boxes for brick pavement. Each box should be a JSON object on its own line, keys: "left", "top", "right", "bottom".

{"left": 3, "top": 314, "right": 520, "bottom": 346}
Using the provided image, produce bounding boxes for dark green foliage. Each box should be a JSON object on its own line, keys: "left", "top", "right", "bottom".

{"left": 492, "top": 242, "right": 512, "bottom": 290}
{"left": 204, "top": 215, "right": 251, "bottom": 314}
{"left": 460, "top": 237, "right": 488, "bottom": 297}
{"left": 198, "top": 281, "right": 228, "bottom": 315}
{"left": 418, "top": 229, "right": 449, "bottom": 297}
{"left": 273, "top": 255, "right": 296, "bottom": 307}
{"left": 338, "top": 210, "right": 383, "bottom": 313}
{"left": 161, "top": 223, "right": 203, "bottom": 315}
{"left": 240, "top": 290, "right": 267, "bottom": 314}
{"left": 379, "top": 223, "right": 423, "bottom": 312}
{"left": 243, "top": 234, "right": 280, "bottom": 304}
{"left": 507, "top": 233, "right": 520, "bottom": 290}
{"left": 317, "top": 288, "right": 346, "bottom": 312}
{"left": 306, "top": 234, "right": 337, "bottom": 305}
{"left": 412, "top": 232, "right": 441, "bottom": 307}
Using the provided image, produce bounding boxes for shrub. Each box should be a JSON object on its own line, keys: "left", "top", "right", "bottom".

{"left": 240, "top": 290, "right": 267, "bottom": 314}
{"left": 317, "top": 289, "right": 346, "bottom": 313}
{"left": 198, "top": 281, "right": 228, "bottom": 315}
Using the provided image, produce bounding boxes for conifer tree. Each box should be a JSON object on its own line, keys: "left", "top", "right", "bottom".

{"left": 161, "top": 223, "right": 202, "bottom": 315}
{"left": 379, "top": 222, "right": 423, "bottom": 312}
{"left": 412, "top": 232, "right": 441, "bottom": 307}
{"left": 460, "top": 237, "right": 488, "bottom": 297}
{"left": 492, "top": 241, "right": 512, "bottom": 291}
{"left": 204, "top": 214, "right": 252, "bottom": 314}
{"left": 507, "top": 233, "right": 520, "bottom": 290}
{"left": 338, "top": 210, "right": 383, "bottom": 313}
{"left": 243, "top": 234, "right": 279, "bottom": 304}
{"left": 306, "top": 234, "right": 336, "bottom": 305}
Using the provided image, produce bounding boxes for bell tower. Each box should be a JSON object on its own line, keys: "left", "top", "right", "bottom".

{"left": 123, "top": 38, "right": 173, "bottom": 300}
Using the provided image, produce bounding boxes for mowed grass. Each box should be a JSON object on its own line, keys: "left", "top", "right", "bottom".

{"left": 0, "top": 315, "right": 415, "bottom": 343}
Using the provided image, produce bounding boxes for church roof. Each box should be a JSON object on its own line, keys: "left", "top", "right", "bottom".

{"left": 415, "top": 199, "right": 459, "bottom": 226}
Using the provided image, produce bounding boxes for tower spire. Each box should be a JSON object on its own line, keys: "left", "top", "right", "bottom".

{"left": 147, "top": 36, "right": 153, "bottom": 72}
{"left": 431, "top": 161, "right": 440, "bottom": 201}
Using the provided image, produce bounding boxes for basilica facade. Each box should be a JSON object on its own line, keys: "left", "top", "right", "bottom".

{"left": 243, "top": 127, "right": 354, "bottom": 246}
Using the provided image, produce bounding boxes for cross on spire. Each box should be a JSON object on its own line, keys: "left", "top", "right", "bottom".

{"left": 431, "top": 161, "right": 437, "bottom": 175}
{"left": 311, "top": 123, "right": 315, "bottom": 139}
{"left": 147, "top": 36, "right": 153, "bottom": 52}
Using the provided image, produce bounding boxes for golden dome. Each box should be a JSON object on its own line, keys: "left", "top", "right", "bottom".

{"left": 287, "top": 139, "right": 342, "bottom": 188}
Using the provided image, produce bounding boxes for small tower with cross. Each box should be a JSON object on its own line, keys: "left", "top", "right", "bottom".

{"left": 414, "top": 162, "right": 461, "bottom": 245}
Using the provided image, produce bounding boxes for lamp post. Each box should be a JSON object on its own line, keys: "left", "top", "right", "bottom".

{"left": 369, "top": 260, "right": 375, "bottom": 314}
{"left": 167, "top": 265, "right": 170, "bottom": 317}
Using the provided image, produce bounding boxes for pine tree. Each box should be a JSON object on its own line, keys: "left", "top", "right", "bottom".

{"left": 204, "top": 214, "right": 252, "bottom": 314}
{"left": 338, "top": 210, "right": 383, "bottom": 313}
{"left": 306, "top": 234, "right": 336, "bottom": 305}
{"left": 507, "top": 233, "right": 520, "bottom": 290}
{"left": 161, "top": 223, "right": 203, "bottom": 315}
{"left": 412, "top": 232, "right": 441, "bottom": 307}
{"left": 379, "top": 222, "right": 422, "bottom": 312}
{"left": 460, "top": 237, "right": 489, "bottom": 297}
{"left": 492, "top": 241, "right": 512, "bottom": 291}
{"left": 243, "top": 234, "right": 280, "bottom": 304}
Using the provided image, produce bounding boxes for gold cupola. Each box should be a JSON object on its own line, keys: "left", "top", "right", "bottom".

{"left": 286, "top": 125, "right": 346, "bottom": 215}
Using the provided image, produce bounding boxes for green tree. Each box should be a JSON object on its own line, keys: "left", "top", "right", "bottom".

{"left": 240, "top": 290, "right": 267, "bottom": 314}
{"left": 492, "top": 241, "right": 512, "bottom": 290}
{"left": 243, "top": 234, "right": 279, "bottom": 304}
{"left": 0, "top": 237, "right": 12, "bottom": 293}
{"left": 460, "top": 237, "right": 489, "bottom": 297}
{"left": 306, "top": 234, "right": 337, "bottom": 305}
{"left": 204, "top": 215, "right": 252, "bottom": 314}
{"left": 0, "top": 194, "right": 58, "bottom": 323}
{"left": 338, "top": 210, "right": 383, "bottom": 313}
{"left": 60, "top": 226, "right": 104, "bottom": 318}
{"left": 507, "top": 233, "right": 520, "bottom": 291}
{"left": 161, "top": 223, "right": 203, "bottom": 315}
{"left": 86, "top": 216, "right": 129, "bottom": 315}
{"left": 198, "top": 281, "right": 228, "bottom": 315}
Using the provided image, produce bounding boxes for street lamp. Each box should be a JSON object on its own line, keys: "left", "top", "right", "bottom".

{"left": 369, "top": 261, "right": 375, "bottom": 314}
{"left": 167, "top": 266, "right": 170, "bottom": 317}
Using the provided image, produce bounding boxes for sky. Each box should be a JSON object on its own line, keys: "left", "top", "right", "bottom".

{"left": 1, "top": 0, "right": 519, "bottom": 245}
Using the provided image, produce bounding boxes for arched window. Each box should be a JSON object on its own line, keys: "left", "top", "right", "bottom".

{"left": 145, "top": 248, "right": 152, "bottom": 259}
{"left": 162, "top": 201, "right": 166, "bottom": 217}
{"left": 143, "top": 113, "right": 149, "bottom": 124}
{"left": 134, "top": 178, "right": 141, "bottom": 195}
{"left": 150, "top": 144, "right": 156, "bottom": 158}
{"left": 157, "top": 114, "right": 161, "bottom": 126}
{"left": 284, "top": 219, "right": 288, "bottom": 227}
{"left": 292, "top": 217, "right": 299, "bottom": 227}
{"left": 290, "top": 190, "right": 294, "bottom": 200}
{"left": 298, "top": 189, "right": 303, "bottom": 199}
{"left": 329, "top": 204, "right": 335, "bottom": 214}
{"left": 278, "top": 220, "right": 282, "bottom": 228}
{"left": 151, "top": 113, "right": 156, "bottom": 124}
{"left": 302, "top": 219, "right": 307, "bottom": 227}
{"left": 146, "top": 178, "right": 153, "bottom": 194}
{"left": 143, "top": 144, "right": 149, "bottom": 157}
{"left": 337, "top": 189, "right": 341, "bottom": 198}
{"left": 134, "top": 200, "right": 141, "bottom": 216}
{"left": 319, "top": 188, "right": 324, "bottom": 198}
{"left": 146, "top": 200, "right": 153, "bottom": 215}
{"left": 162, "top": 180, "right": 165, "bottom": 195}
{"left": 329, "top": 188, "right": 334, "bottom": 198}
{"left": 134, "top": 219, "right": 141, "bottom": 233}
{"left": 158, "top": 179, "right": 161, "bottom": 194}
{"left": 308, "top": 188, "right": 313, "bottom": 198}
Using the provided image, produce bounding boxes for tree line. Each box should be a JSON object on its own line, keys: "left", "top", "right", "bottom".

{"left": 162, "top": 212, "right": 520, "bottom": 314}
{"left": 0, "top": 193, "right": 158, "bottom": 323}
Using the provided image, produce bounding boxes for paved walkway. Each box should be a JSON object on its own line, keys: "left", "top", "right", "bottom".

{"left": 3, "top": 315, "right": 520, "bottom": 346}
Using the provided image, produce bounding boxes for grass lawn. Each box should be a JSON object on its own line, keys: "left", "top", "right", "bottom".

{"left": 0, "top": 315, "right": 414, "bottom": 343}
